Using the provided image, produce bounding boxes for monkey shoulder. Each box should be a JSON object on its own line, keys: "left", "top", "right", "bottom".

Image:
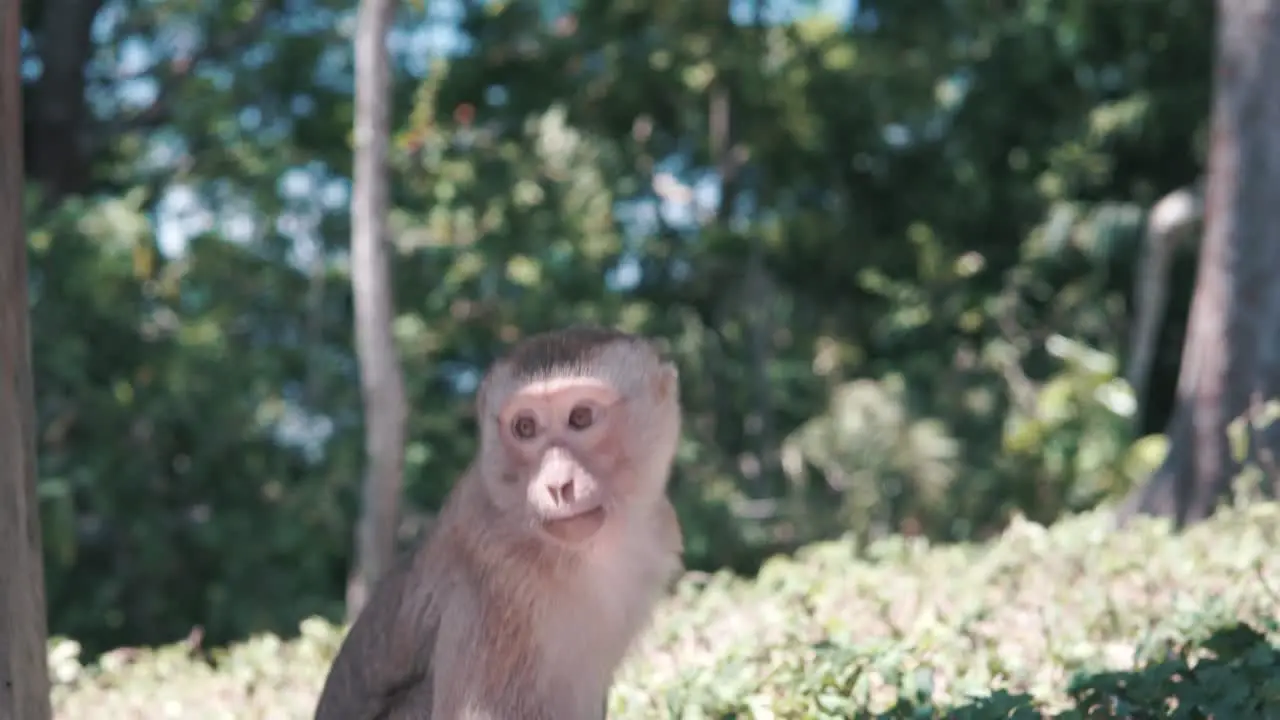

{"left": 313, "top": 546, "right": 444, "bottom": 720}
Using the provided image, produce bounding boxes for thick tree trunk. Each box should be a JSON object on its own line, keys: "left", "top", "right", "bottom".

{"left": 345, "top": 0, "right": 408, "bottom": 622}
{"left": 0, "top": 3, "right": 53, "bottom": 718}
{"left": 1118, "top": 0, "right": 1280, "bottom": 527}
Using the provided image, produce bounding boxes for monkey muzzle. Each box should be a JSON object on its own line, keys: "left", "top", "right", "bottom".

{"left": 527, "top": 446, "right": 607, "bottom": 544}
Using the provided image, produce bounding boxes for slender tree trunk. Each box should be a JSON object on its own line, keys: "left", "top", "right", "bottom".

{"left": 742, "top": 232, "right": 781, "bottom": 492}
{"left": 0, "top": 3, "right": 54, "bottom": 718}
{"left": 345, "top": 0, "right": 408, "bottom": 622}
{"left": 1118, "top": 0, "right": 1280, "bottom": 527}
{"left": 1126, "top": 179, "right": 1203, "bottom": 425}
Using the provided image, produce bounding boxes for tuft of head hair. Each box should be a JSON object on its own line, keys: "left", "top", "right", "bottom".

{"left": 477, "top": 326, "right": 674, "bottom": 420}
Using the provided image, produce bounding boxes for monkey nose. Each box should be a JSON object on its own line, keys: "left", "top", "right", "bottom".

{"left": 548, "top": 478, "right": 576, "bottom": 506}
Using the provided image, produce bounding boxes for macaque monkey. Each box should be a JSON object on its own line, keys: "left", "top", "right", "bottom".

{"left": 313, "top": 326, "right": 685, "bottom": 720}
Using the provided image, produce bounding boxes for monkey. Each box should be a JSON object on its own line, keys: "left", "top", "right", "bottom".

{"left": 313, "top": 326, "right": 685, "bottom": 720}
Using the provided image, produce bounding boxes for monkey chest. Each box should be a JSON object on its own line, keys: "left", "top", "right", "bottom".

{"left": 545, "top": 551, "right": 668, "bottom": 663}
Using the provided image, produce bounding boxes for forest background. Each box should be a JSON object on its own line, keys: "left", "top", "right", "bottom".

{"left": 11, "top": 0, "right": 1233, "bottom": 664}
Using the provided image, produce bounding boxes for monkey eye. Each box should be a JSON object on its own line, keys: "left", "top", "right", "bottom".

{"left": 511, "top": 412, "right": 539, "bottom": 440}
{"left": 567, "top": 404, "right": 594, "bottom": 430}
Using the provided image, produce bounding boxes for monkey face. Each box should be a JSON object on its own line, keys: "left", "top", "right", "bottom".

{"left": 475, "top": 327, "right": 683, "bottom": 545}
{"left": 494, "top": 377, "right": 626, "bottom": 544}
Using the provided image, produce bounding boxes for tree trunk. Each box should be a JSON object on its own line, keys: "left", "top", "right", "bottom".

{"left": 1126, "top": 179, "right": 1203, "bottom": 426}
{"left": 345, "top": 0, "right": 408, "bottom": 622}
{"left": 0, "top": 3, "right": 54, "bottom": 718}
{"left": 1118, "top": 0, "right": 1280, "bottom": 527}
{"left": 27, "top": 0, "right": 103, "bottom": 200}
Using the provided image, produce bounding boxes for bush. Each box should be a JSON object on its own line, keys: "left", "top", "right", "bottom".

{"left": 52, "top": 502, "right": 1280, "bottom": 718}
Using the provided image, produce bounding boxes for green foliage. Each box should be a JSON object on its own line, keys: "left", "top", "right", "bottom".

{"left": 1003, "top": 335, "right": 1139, "bottom": 508}
{"left": 783, "top": 374, "right": 961, "bottom": 543}
{"left": 50, "top": 502, "right": 1280, "bottom": 718}
{"left": 24, "top": 0, "right": 1219, "bottom": 658}
{"left": 30, "top": 194, "right": 352, "bottom": 652}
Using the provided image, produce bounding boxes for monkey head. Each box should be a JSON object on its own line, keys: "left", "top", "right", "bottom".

{"left": 474, "top": 327, "right": 681, "bottom": 546}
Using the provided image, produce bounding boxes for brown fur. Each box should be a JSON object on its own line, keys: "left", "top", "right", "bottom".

{"left": 314, "top": 326, "right": 684, "bottom": 720}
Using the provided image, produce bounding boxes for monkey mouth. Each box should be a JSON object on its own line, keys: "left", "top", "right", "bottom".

{"left": 541, "top": 505, "right": 607, "bottom": 543}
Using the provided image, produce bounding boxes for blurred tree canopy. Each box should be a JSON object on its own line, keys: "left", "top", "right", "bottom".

{"left": 21, "top": 0, "right": 1216, "bottom": 656}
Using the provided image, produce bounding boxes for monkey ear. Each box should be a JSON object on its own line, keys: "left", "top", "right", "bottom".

{"left": 654, "top": 362, "right": 679, "bottom": 401}
{"left": 477, "top": 361, "right": 516, "bottom": 421}
{"left": 475, "top": 370, "right": 495, "bottom": 419}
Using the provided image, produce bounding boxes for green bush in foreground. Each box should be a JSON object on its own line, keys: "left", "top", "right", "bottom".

{"left": 51, "top": 502, "right": 1280, "bottom": 719}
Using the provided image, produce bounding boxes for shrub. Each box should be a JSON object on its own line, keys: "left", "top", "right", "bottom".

{"left": 52, "top": 502, "right": 1280, "bottom": 718}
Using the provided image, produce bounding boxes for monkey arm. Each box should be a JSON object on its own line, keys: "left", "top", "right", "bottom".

{"left": 313, "top": 557, "right": 439, "bottom": 720}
